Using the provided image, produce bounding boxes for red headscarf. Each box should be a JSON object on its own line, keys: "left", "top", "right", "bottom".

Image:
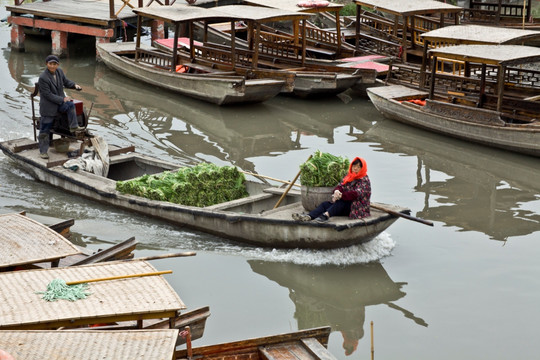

{"left": 341, "top": 157, "right": 367, "bottom": 185}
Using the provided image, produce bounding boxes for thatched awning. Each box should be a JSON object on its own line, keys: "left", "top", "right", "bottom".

{"left": 428, "top": 44, "right": 540, "bottom": 66}
{"left": 354, "top": 0, "right": 463, "bottom": 16}
{"left": 244, "top": 0, "right": 343, "bottom": 13}
{"left": 0, "top": 329, "right": 178, "bottom": 359}
{"left": 0, "top": 260, "right": 185, "bottom": 330}
{"left": 0, "top": 213, "right": 81, "bottom": 268}
{"left": 422, "top": 25, "right": 540, "bottom": 45}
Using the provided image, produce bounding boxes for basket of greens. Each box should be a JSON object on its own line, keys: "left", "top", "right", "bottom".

{"left": 299, "top": 151, "right": 349, "bottom": 211}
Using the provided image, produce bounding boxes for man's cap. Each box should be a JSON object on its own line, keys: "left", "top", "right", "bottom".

{"left": 45, "top": 55, "right": 59, "bottom": 64}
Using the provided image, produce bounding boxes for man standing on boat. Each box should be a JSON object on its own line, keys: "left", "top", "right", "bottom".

{"left": 37, "top": 55, "right": 84, "bottom": 159}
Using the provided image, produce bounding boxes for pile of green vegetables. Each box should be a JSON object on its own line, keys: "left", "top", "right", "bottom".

{"left": 299, "top": 150, "right": 349, "bottom": 187}
{"left": 116, "top": 163, "right": 248, "bottom": 207}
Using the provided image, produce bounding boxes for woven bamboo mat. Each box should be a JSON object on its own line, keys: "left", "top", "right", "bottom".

{"left": 0, "top": 213, "right": 81, "bottom": 268}
{"left": 0, "top": 329, "right": 178, "bottom": 359}
{"left": 0, "top": 260, "right": 185, "bottom": 329}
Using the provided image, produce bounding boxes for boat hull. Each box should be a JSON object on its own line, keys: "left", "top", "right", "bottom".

{"left": 0, "top": 138, "right": 406, "bottom": 249}
{"left": 367, "top": 85, "right": 540, "bottom": 157}
{"left": 96, "top": 42, "right": 285, "bottom": 105}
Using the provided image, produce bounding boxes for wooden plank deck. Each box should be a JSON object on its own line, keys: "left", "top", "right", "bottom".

{"left": 6, "top": 0, "right": 135, "bottom": 26}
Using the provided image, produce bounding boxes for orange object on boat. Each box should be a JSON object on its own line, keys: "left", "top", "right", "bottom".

{"left": 406, "top": 99, "right": 426, "bottom": 106}
{"left": 176, "top": 65, "right": 189, "bottom": 73}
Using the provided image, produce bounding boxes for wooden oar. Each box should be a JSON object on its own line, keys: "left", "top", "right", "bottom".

{"left": 66, "top": 270, "right": 172, "bottom": 286}
{"left": 273, "top": 155, "right": 312, "bottom": 209}
{"left": 371, "top": 203, "right": 433, "bottom": 227}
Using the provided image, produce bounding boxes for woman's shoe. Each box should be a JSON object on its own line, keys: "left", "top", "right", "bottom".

{"left": 315, "top": 214, "right": 329, "bottom": 223}
{"left": 292, "top": 213, "right": 311, "bottom": 222}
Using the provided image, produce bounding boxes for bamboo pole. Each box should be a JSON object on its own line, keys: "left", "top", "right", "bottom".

{"left": 66, "top": 270, "right": 172, "bottom": 286}
{"left": 371, "top": 321, "right": 374, "bottom": 360}
{"left": 124, "top": 252, "right": 196, "bottom": 261}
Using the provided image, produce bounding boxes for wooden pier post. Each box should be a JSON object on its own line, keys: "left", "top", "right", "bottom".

{"left": 51, "top": 30, "right": 68, "bottom": 57}
{"left": 10, "top": 24, "right": 25, "bottom": 52}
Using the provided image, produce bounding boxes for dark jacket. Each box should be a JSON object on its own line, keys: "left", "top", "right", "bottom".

{"left": 38, "top": 67, "right": 76, "bottom": 117}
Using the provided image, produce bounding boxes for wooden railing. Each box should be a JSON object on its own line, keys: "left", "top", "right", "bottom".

{"left": 305, "top": 26, "right": 340, "bottom": 47}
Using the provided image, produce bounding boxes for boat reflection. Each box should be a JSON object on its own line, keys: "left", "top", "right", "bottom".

{"left": 362, "top": 119, "right": 540, "bottom": 241}
{"left": 91, "top": 64, "right": 372, "bottom": 172}
{"left": 249, "top": 260, "right": 426, "bottom": 356}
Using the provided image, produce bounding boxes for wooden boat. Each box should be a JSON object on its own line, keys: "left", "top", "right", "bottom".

{"left": 147, "top": 4, "right": 366, "bottom": 98}
{"left": 174, "top": 326, "right": 336, "bottom": 360}
{"left": 96, "top": 5, "right": 289, "bottom": 105}
{"left": 367, "top": 44, "right": 540, "bottom": 157}
{"left": 96, "top": 41, "right": 286, "bottom": 106}
{"left": 0, "top": 136, "right": 410, "bottom": 249}
{"left": 385, "top": 24, "right": 540, "bottom": 89}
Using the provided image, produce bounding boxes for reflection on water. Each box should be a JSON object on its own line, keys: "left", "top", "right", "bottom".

{"left": 363, "top": 120, "right": 540, "bottom": 242}
{"left": 249, "top": 260, "right": 426, "bottom": 356}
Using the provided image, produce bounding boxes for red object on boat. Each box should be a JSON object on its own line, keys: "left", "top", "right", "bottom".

{"left": 73, "top": 99, "right": 83, "bottom": 115}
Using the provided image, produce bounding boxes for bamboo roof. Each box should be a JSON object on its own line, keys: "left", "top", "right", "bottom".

{"left": 354, "top": 0, "right": 463, "bottom": 16}
{"left": 133, "top": 4, "right": 232, "bottom": 23}
{"left": 428, "top": 44, "right": 540, "bottom": 66}
{"left": 244, "top": 0, "right": 343, "bottom": 13}
{"left": 216, "top": 5, "right": 312, "bottom": 22}
{"left": 422, "top": 25, "right": 540, "bottom": 45}
{"left": 0, "top": 213, "right": 81, "bottom": 268}
{"left": 0, "top": 260, "right": 185, "bottom": 330}
{"left": 0, "top": 329, "right": 178, "bottom": 359}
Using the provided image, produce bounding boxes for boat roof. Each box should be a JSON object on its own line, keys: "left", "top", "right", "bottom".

{"left": 244, "top": 0, "right": 343, "bottom": 13}
{"left": 215, "top": 5, "right": 312, "bottom": 22}
{"left": 0, "top": 329, "right": 178, "bottom": 359}
{"left": 421, "top": 24, "right": 540, "bottom": 45}
{"left": 428, "top": 44, "right": 540, "bottom": 66}
{"left": 354, "top": 0, "right": 463, "bottom": 16}
{"left": 133, "top": 4, "right": 232, "bottom": 23}
{"left": 0, "top": 260, "right": 185, "bottom": 329}
{"left": 0, "top": 213, "right": 81, "bottom": 268}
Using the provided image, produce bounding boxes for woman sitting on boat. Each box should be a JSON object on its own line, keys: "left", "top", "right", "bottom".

{"left": 292, "top": 157, "right": 371, "bottom": 222}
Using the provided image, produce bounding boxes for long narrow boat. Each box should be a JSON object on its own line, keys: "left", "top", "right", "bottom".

{"left": 174, "top": 326, "right": 336, "bottom": 360}
{"left": 367, "top": 44, "right": 540, "bottom": 157}
{"left": 0, "top": 137, "right": 409, "bottom": 249}
{"left": 96, "top": 6, "right": 287, "bottom": 105}
{"left": 146, "top": 4, "right": 366, "bottom": 98}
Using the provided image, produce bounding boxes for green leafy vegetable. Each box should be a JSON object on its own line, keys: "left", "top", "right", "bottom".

{"left": 299, "top": 150, "right": 349, "bottom": 187}
{"left": 116, "top": 163, "right": 248, "bottom": 207}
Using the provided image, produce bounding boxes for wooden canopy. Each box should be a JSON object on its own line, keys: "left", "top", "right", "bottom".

{"left": 428, "top": 44, "right": 540, "bottom": 67}
{"left": 244, "top": 0, "right": 343, "bottom": 13}
{"left": 421, "top": 24, "right": 540, "bottom": 45}
{"left": 0, "top": 260, "right": 185, "bottom": 330}
{"left": 0, "top": 213, "right": 81, "bottom": 269}
{"left": 354, "top": 0, "right": 463, "bottom": 16}
{"left": 215, "top": 4, "right": 312, "bottom": 22}
{"left": 132, "top": 4, "right": 231, "bottom": 23}
{"left": 0, "top": 330, "right": 178, "bottom": 359}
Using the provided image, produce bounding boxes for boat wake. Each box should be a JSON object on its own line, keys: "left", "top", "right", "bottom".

{"left": 236, "top": 233, "right": 396, "bottom": 265}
